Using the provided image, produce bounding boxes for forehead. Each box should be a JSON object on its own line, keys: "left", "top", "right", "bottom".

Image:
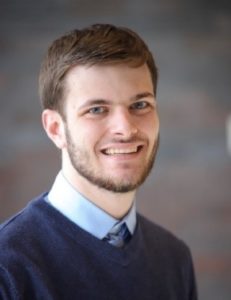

{"left": 64, "top": 63, "right": 154, "bottom": 103}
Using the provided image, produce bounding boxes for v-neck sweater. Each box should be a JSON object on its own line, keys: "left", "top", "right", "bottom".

{"left": 0, "top": 194, "right": 197, "bottom": 300}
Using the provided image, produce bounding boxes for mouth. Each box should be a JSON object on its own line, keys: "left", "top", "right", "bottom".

{"left": 102, "top": 145, "right": 143, "bottom": 156}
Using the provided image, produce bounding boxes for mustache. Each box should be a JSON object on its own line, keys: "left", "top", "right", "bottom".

{"left": 108, "top": 132, "right": 149, "bottom": 144}
{"left": 109, "top": 136, "right": 147, "bottom": 144}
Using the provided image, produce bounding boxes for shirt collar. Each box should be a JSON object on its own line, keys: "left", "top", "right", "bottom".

{"left": 47, "top": 171, "right": 136, "bottom": 239}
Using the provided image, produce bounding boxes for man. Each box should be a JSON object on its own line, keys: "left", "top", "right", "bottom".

{"left": 0, "top": 24, "right": 197, "bottom": 299}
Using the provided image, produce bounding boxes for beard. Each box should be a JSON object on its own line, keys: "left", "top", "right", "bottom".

{"left": 65, "top": 126, "right": 159, "bottom": 193}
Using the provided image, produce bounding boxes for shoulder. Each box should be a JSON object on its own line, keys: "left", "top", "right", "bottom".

{"left": 137, "top": 213, "right": 192, "bottom": 259}
{"left": 0, "top": 194, "right": 53, "bottom": 261}
{"left": 0, "top": 193, "right": 82, "bottom": 263}
{"left": 136, "top": 215, "right": 197, "bottom": 298}
{"left": 137, "top": 214, "right": 196, "bottom": 283}
{"left": 0, "top": 193, "right": 47, "bottom": 238}
{"left": 0, "top": 194, "right": 49, "bottom": 296}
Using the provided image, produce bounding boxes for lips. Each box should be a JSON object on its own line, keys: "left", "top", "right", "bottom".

{"left": 101, "top": 144, "right": 144, "bottom": 156}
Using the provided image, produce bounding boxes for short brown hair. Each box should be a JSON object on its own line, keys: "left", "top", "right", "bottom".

{"left": 39, "top": 24, "right": 158, "bottom": 116}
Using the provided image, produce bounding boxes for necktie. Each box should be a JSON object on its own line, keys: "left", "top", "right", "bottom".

{"left": 103, "top": 222, "right": 132, "bottom": 248}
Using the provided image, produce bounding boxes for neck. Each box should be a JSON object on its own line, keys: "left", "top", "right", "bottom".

{"left": 62, "top": 166, "right": 136, "bottom": 220}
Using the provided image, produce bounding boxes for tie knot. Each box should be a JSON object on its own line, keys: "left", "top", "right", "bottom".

{"left": 103, "top": 223, "right": 131, "bottom": 247}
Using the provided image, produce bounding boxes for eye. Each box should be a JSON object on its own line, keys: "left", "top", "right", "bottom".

{"left": 130, "top": 101, "right": 151, "bottom": 112}
{"left": 88, "top": 106, "right": 107, "bottom": 115}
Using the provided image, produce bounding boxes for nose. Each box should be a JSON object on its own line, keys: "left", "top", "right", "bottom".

{"left": 109, "top": 108, "right": 138, "bottom": 139}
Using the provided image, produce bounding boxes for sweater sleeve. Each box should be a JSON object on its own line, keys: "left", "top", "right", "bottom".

{"left": 184, "top": 247, "right": 198, "bottom": 300}
{"left": 189, "top": 260, "right": 198, "bottom": 300}
{"left": 0, "top": 266, "right": 19, "bottom": 300}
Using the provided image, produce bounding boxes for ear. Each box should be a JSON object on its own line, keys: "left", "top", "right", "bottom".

{"left": 41, "top": 109, "right": 66, "bottom": 149}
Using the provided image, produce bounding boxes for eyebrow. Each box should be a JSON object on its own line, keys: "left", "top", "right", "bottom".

{"left": 78, "top": 92, "right": 155, "bottom": 110}
{"left": 133, "top": 92, "right": 155, "bottom": 101}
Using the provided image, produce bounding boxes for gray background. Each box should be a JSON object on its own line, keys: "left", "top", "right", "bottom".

{"left": 0, "top": 0, "right": 231, "bottom": 299}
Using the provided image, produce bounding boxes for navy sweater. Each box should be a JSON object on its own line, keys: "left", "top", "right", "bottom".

{"left": 0, "top": 194, "right": 197, "bottom": 299}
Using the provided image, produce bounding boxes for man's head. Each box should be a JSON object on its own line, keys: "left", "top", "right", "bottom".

{"left": 39, "top": 23, "right": 158, "bottom": 119}
{"left": 41, "top": 24, "right": 159, "bottom": 196}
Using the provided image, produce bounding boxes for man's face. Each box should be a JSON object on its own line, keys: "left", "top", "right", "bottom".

{"left": 62, "top": 63, "right": 159, "bottom": 193}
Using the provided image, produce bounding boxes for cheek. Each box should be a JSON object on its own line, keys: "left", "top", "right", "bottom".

{"left": 141, "top": 114, "right": 159, "bottom": 139}
{"left": 77, "top": 122, "right": 105, "bottom": 147}
{"left": 153, "top": 117, "right": 160, "bottom": 137}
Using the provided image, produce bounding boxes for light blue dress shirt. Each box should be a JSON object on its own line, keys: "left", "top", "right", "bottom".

{"left": 47, "top": 171, "right": 137, "bottom": 239}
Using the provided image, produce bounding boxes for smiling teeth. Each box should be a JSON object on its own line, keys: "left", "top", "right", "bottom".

{"left": 105, "top": 147, "right": 138, "bottom": 155}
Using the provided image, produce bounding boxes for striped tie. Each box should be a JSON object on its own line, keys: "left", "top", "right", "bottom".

{"left": 103, "top": 223, "right": 132, "bottom": 247}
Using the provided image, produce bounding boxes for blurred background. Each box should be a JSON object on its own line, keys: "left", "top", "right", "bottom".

{"left": 0, "top": 0, "right": 230, "bottom": 298}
